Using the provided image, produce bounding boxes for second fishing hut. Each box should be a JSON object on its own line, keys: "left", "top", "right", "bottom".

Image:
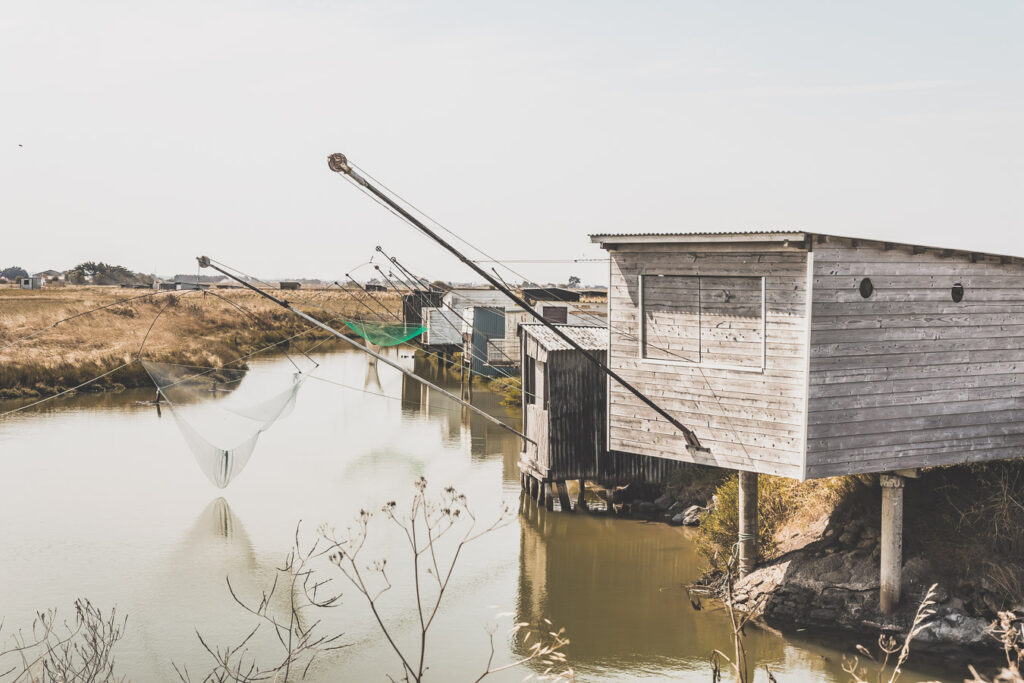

{"left": 518, "top": 323, "right": 688, "bottom": 511}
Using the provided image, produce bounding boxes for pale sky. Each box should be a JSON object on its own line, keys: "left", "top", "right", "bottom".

{"left": 2, "top": 1, "right": 1021, "bottom": 284}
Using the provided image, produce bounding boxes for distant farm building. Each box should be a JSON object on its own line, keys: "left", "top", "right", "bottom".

{"left": 521, "top": 287, "right": 581, "bottom": 305}
{"left": 20, "top": 277, "right": 43, "bottom": 290}
{"left": 280, "top": 281, "right": 301, "bottom": 291}
{"left": 363, "top": 282, "right": 387, "bottom": 293}
{"left": 173, "top": 281, "right": 210, "bottom": 291}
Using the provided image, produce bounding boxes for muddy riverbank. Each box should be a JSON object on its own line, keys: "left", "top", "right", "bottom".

{"left": 0, "top": 285, "right": 402, "bottom": 399}
{"left": 613, "top": 463, "right": 1024, "bottom": 662}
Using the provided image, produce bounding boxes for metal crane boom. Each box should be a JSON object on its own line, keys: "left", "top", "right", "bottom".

{"left": 195, "top": 256, "right": 535, "bottom": 446}
{"left": 326, "top": 152, "right": 705, "bottom": 451}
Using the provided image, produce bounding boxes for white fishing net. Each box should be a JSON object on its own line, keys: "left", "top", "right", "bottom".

{"left": 141, "top": 360, "right": 305, "bottom": 488}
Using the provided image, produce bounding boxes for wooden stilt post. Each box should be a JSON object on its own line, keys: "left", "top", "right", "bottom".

{"left": 556, "top": 481, "right": 571, "bottom": 512}
{"left": 544, "top": 482, "right": 555, "bottom": 511}
{"left": 738, "top": 471, "right": 758, "bottom": 578}
{"left": 575, "top": 480, "right": 587, "bottom": 513}
{"left": 604, "top": 486, "right": 616, "bottom": 515}
{"left": 880, "top": 473, "right": 905, "bottom": 614}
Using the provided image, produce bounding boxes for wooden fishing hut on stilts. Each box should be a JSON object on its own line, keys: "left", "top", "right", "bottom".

{"left": 420, "top": 287, "right": 509, "bottom": 379}
{"left": 518, "top": 323, "right": 690, "bottom": 512}
{"left": 591, "top": 230, "right": 1024, "bottom": 613}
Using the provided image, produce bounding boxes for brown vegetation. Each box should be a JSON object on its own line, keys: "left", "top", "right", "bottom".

{"left": 0, "top": 285, "right": 403, "bottom": 399}
{"left": 696, "top": 472, "right": 854, "bottom": 570}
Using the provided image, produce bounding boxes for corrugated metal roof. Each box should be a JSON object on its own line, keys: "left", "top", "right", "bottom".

{"left": 588, "top": 231, "right": 1024, "bottom": 260}
{"left": 591, "top": 230, "right": 792, "bottom": 237}
{"left": 519, "top": 324, "right": 607, "bottom": 352}
{"left": 590, "top": 231, "right": 806, "bottom": 245}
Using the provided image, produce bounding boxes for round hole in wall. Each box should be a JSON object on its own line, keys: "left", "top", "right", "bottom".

{"left": 951, "top": 283, "right": 965, "bottom": 302}
{"left": 859, "top": 277, "right": 874, "bottom": 298}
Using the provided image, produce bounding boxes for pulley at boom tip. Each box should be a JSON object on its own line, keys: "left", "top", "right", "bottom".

{"left": 328, "top": 153, "right": 352, "bottom": 174}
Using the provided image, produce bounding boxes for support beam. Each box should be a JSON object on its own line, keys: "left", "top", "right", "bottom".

{"left": 556, "top": 481, "right": 572, "bottom": 512}
{"left": 880, "top": 473, "right": 905, "bottom": 614}
{"left": 544, "top": 482, "right": 555, "bottom": 511}
{"left": 738, "top": 471, "right": 758, "bottom": 578}
{"left": 575, "top": 480, "right": 587, "bottom": 513}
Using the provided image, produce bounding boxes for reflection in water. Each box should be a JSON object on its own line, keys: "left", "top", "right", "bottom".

{"left": 398, "top": 355, "right": 521, "bottom": 469}
{"left": 135, "top": 498, "right": 294, "bottom": 678}
{"left": 516, "top": 501, "right": 782, "bottom": 678}
{"left": 364, "top": 357, "right": 383, "bottom": 392}
{"left": 0, "top": 346, "right": 958, "bottom": 682}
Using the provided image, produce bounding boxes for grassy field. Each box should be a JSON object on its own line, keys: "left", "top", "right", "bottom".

{"left": 0, "top": 285, "right": 403, "bottom": 398}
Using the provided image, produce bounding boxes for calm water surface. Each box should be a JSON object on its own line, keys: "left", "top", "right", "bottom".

{"left": 0, "top": 345, "right": 959, "bottom": 681}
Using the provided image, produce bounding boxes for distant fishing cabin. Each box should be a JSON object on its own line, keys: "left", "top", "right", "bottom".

{"left": 518, "top": 323, "right": 687, "bottom": 512}
{"left": 588, "top": 230, "right": 1024, "bottom": 613}
{"left": 420, "top": 286, "right": 508, "bottom": 352}
{"left": 401, "top": 290, "right": 444, "bottom": 329}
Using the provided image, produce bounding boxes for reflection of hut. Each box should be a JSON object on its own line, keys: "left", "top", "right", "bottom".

{"left": 518, "top": 324, "right": 686, "bottom": 511}
{"left": 515, "top": 503, "right": 787, "bottom": 672}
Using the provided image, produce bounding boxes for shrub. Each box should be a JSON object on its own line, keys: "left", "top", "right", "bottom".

{"left": 487, "top": 376, "right": 522, "bottom": 407}
{"left": 696, "top": 474, "right": 854, "bottom": 571}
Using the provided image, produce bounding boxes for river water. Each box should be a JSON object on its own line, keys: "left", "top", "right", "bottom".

{"left": 0, "top": 345, "right": 960, "bottom": 681}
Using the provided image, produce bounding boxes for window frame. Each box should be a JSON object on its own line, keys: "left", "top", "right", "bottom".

{"left": 638, "top": 273, "right": 767, "bottom": 374}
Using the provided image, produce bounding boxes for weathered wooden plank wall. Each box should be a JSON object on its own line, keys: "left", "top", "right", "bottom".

{"left": 547, "top": 351, "right": 603, "bottom": 480}
{"left": 806, "top": 238, "right": 1024, "bottom": 477}
{"left": 607, "top": 244, "right": 810, "bottom": 478}
{"left": 469, "top": 306, "right": 506, "bottom": 378}
{"left": 521, "top": 341, "right": 689, "bottom": 485}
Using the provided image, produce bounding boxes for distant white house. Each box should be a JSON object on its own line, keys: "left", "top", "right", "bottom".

{"left": 33, "top": 269, "right": 64, "bottom": 281}
{"left": 20, "top": 276, "right": 44, "bottom": 290}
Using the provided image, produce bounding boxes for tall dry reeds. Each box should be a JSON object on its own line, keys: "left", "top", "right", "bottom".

{"left": 0, "top": 285, "right": 404, "bottom": 397}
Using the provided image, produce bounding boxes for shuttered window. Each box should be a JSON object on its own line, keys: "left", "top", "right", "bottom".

{"left": 641, "top": 274, "right": 764, "bottom": 370}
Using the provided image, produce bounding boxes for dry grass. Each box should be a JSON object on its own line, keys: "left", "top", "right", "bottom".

{"left": 0, "top": 285, "right": 403, "bottom": 397}
{"left": 697, "top": 474, "right": 856, "bottom": 570}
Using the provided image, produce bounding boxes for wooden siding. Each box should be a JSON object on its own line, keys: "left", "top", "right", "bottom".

{"left": 606, "top": 244, "right": 810, "bottom": 478}
{"left": 521, "top": 341, "right": 687, "bottom": 485}
{"left": 422, "top": 307, "right": 463, "bottom": 346}
{"left": 468, "top": 306, "right": 506, "bottom": 378}
{"left": 806, "top": 238, "right": 1024, "bottom": 477}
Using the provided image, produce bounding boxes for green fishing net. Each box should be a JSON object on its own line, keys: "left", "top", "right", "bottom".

{"left": 342, "top": 319, "right": 427, "bottom": 346}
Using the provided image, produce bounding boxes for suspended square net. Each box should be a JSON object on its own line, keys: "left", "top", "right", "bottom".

{"left": 341, "top": 319, "right": 426, "bottom": 347}
{"left": 141, "top": 360, "right": 305, "bottom": 488}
